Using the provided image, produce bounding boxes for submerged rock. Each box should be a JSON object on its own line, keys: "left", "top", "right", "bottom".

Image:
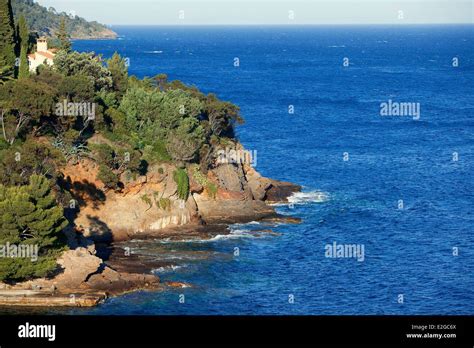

{"left": 165, "top": 281, "right": 191, "bottom": 289}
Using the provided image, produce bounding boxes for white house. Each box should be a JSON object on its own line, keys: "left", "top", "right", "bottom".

{"left": 27, "top": 37, "right": 57, "bottom": 72}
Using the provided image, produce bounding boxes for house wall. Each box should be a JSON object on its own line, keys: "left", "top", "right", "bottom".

{"left": 28, "top": 56, "right": 54, "bottom": 72}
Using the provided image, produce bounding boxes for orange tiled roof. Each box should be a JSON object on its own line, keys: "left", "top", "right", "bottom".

{"left": 36, "top": 51, "right": 55, "bottom": 60}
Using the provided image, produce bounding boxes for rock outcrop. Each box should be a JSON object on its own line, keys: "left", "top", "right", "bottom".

{"left": 244, "top": 165, "right": 302, "bottom": 203}
{"left": 0, "top": 140, "right": 302, "bottom": 307}
{"left": 57, "top": 247, "right": 103, "bottom": 288}
{"left": 63, "top": 144, "right": 301, "bottom": 242}
{"left": 0, "top": 246, "right": 160, "bottom": 306}
{"left": 66, "top": 162, "right": 201, "bottom": 242}
{"left": 193, "top": 193, "right": 275, "bottom": 222}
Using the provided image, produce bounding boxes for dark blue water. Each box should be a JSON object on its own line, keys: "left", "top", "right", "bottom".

{"left": 72, "top": 26, "right": 474, "bottom": 315}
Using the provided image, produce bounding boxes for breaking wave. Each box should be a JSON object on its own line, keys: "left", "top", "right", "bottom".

{"left": 151, "top": 264, "right": 185, "bottom": 274}
{"left": 287, "top": 191, "right": 330, "bottom": 204}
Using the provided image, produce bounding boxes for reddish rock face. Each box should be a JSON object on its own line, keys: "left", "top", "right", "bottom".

{"left": 216, "top": 189, "right": 246, "bottom": 200}
{"left": 243, "top": 165, "right": 301, "bottom": 203}
{"left": 193, "top": 193, "right": 276, "bottom": 223}
{"left": 61, "top": 140, "right": 300, "bottom": 242}
{"left": 264, "top": 180, "right": 302, "bottom": 203}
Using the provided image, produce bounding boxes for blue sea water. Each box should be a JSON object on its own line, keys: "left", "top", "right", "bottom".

{"left": 72, "top": 25, "right": 473, "bottom": 315}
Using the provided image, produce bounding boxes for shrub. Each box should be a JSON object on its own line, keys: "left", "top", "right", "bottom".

{"left": 166, "top": 117, "right": 205, "bottom": 165}
{"left": 97, "top": 165, "right": 119, "bottom": 189}
{"left": 158, "top": 198, "right": 171, "bottom": 211}
{"left": 191, "top": 165, "right": 217, "bottom": 200}
{"left": 206, "top": 182, "right": 218, "bottom": 199}
{"left": 91, "top": 143, "right": 115, "bottom": 167}
{"left": 142, "top": 140, "right": 172, "bottom": 164}
{"left": 54, "top": 50, "right": 113, "bottom": 91}
{"left": 0, "top": 139, "right": 64, "bottom": 187}
{"left": 173, "top": 168, "right": 189, "bottom": 201}
{"left": 140, "top": 194, "right": 152, "bottom": 210}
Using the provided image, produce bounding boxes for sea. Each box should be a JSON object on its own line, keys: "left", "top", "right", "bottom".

{"left": 68, "top": 25, "right": 473, "bottom": 315}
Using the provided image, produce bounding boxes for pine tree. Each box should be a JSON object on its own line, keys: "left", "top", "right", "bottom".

{"left": 107, "top": 52, "right": 129, "bottom": 97}
{"left": 57, "top": 17, "right": 71, "bottom": 52}
{"left": 0, "top": 175, "right": 68, "bottom": 282}
{"left": 17, "top": 15, "right": 29, "bottom": 79}
{"left": 0, "top": 186, "right": 21, "bottom": 244}
{"left": 0, "top": 0, "right": 16, "bottom": 83}
{"left": 26, "top": 175, "right": 68, "bottom": 248}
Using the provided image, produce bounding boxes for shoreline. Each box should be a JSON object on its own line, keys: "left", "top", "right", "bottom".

{"left": 0, "top": 178, "right": 301, "bottom": 309}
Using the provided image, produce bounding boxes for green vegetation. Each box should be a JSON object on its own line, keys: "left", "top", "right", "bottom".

{"left": 191, "top": 164, "right": 217, "bottom": 199}
{"left": 17, "top": 14, "right": 29, "bottom": 79}
{"left": 139, "top": 192, "right": 172, "bottom": 212}
{"left": 0, "top": 140, "right": 63, "bottom": 187}
{"left": 0, "top": 0, "right": 243, "bottom": 282}
{"left": 57, "top": 17, "right": 71, "bottom": 53}
{"left": 0, "top": 175, "right": 67, "bottom": 282}
{"left": 206, "top": 182, "right": 218, "bottom": 199}
{"left": 158, "top": 197, "right": 171, "bottom": 211}
{"left": 140, "top": 194, "right": 153, "bottom": 210}
{"left": 107, "top": 52, "right": 128, "bottom": 97}
{"left": 97, "top": 165, "right": 119, "bottom": 190}
{"left": 54, "top": 51, "right": 113, "bottom": 91}
{"left": 173, "top": 168, "right": 189, "bottom": 201}
{"left": 0, "top": 0, "right": 16, "bottom": 83}
{"left": 11, "top": 0, "right": 116, "bottom": 39}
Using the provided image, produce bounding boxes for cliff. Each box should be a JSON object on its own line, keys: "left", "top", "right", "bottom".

{"left": 12, "top": 0, "right": 117, "bottom": 40}
{"left": 64, "top": 141, "right": 301, "bottom": 242}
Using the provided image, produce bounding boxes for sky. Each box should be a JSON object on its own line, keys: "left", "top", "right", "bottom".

{"left": 37, "top": 0, "right": 473, "bottom": 25}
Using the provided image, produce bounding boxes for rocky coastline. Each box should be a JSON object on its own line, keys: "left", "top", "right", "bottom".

{"left": 0, "top": 141, "right": 301, "bottom": 308}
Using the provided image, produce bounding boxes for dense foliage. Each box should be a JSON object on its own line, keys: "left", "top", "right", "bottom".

{"left": 0, "top": 175, "right": 67, "bottom": 281}
{"left": 0, "top": 0, "right": 243, "bottom": 282}
{"left": 0, "top": 0, "right": 16, "bottom": 83}
{"left": 17, "top": 14, "right": 29, "bottom": 79}
{"left": 173, "top": 168, "right": 190, "bottom": 201}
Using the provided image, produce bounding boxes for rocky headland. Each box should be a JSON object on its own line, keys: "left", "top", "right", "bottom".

{"left": 0, "top": 140, "right": 300, "bottom": 307}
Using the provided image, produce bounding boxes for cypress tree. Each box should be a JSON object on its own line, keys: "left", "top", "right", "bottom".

{"left": 0, "top": 0, "right": 16, "bottom": 83}
{"left": 57, "top": 17, "right": 71, "bottom": 52}
{"left": 17, "top": 15, "right": 29, "bottom": 79}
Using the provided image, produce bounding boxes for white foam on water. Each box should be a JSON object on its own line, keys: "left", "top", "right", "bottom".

{"left": 230, "top": 221, "right": 261, "bottom": 229}
{"left": 154, "top": 228, "right": 257, "bottom": 244}
{"left": 151, "top": 264, "right": 185, "bottom": 274}
{"left": 287, "top": 191, "right": 330, "bottom": 204}
{"left": 206, "top": 229, "right": 258, "bottom": 242}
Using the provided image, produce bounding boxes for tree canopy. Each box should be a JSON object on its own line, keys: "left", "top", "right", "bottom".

{"left": 0, "top": 22, "right": 245, "bottom": 282}
{"left": 0, "top": 0, "right": 17, "bottom": 83}
{"left": 0, "top": 174, "right": 67, "bottom": 282}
